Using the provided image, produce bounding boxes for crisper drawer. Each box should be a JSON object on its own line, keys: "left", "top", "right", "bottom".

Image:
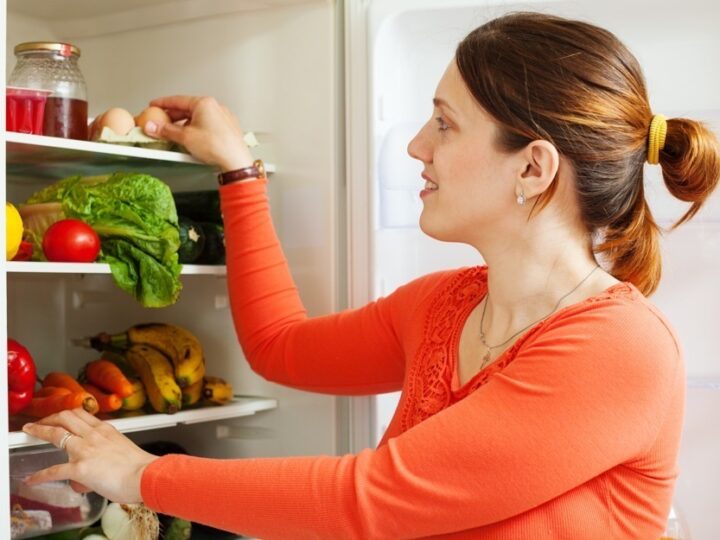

{"left": 9, "top": 446, "right": 107, "bottom": 539}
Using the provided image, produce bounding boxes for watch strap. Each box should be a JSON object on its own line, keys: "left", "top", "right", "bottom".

{"left": 218, "top": 159, "right": 266, "bottom": 185}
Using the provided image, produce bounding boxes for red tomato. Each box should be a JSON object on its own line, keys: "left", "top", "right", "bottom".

{"left": 42, "top": 219, "right": 101, "bottom": 263}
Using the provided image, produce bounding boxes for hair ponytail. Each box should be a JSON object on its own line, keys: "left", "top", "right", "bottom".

{"left": 660, "top": 118, "right": 720, "bottom": 228}
{"left": 596, "top": 118, "right": 720, "bottom": 295}
{"left": 597, "top": 197, "right": 661, "bottom": 296}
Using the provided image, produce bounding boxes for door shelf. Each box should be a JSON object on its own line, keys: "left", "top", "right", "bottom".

{"left": 8, "top": 396, "right": 278, "bottom": 450}
{"left": 5, "top": 132, "right": 275, "bottom": 184}
{"left": 6, "top": 261, "right": 227, "bottom": 276}
{"left": 687, "top": 377, "right": 720, "bottom": 390}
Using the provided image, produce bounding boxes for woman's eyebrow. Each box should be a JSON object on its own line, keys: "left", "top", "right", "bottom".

{"left": 432, "top": 97, "right": 457, "bottom": 114}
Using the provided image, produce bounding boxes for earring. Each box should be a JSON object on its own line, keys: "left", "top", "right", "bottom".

{"left": 516, "top": 189, "right": 526, "bottom": 206}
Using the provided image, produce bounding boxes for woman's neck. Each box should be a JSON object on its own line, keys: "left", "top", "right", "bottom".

{"left": 474, "top": 228, "right": 618, "bottom": 340}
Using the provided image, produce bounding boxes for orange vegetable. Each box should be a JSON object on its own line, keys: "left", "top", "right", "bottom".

{"left": 34, "top": 386, "right": 72, "bottom": 398}
{"left": 85, "top": 359, "right": 134, "bottom": 398}
{"left": 42, "top": 372, "right": 85, "bottom": 394}
{"left": 81, "top": 383, "right": 122, "bottom": 413}
{"left": 24, "top": 390, "right": 99, "bottom": 418}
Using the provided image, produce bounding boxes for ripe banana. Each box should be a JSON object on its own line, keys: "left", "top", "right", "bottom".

{"left": 86, "top": 323, "right": 206, "bottom": 388}
{"left": 128, "top": 323, "right": 205, "bottom": 388}
{"left": 121, "top": 379, "right": 147, "bottom": 411}
{"left": 126, "top": 345, "right": 182, "bottom": 414}
{"left": 203, "top": 376, "right": 233, "bottom": 405}
{"left": 181, "top": 378, "right": 203, "bottom": 406}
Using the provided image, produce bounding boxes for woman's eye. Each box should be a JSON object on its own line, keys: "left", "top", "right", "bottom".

{"left": 435, "top": 116, "right": 450, "bottom": 132}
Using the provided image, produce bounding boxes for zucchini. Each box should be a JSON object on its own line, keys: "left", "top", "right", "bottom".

{"left": 177, "top": 216, "right": 205, "bottom": 263}
{"left": 162, "top": 517, "right": 192, "bottom": 540}
{"left": 195, "top": 222, "right": 225, "bottom": 265}
{"left": 173, "top": 191, "right": 222, "bottom": 224}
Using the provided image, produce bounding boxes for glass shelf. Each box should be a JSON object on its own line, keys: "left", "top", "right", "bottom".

{"left": 6, "top": 132, "right": 275, "bottom": 185}
{"left": 9, "top": 396, "right": 278, "bottom": 450}
{"left": 6, "top": 261, "right": 227, "bottom": 276}
{"left": 687, "top": 377, "right": 720, "bottom": 390}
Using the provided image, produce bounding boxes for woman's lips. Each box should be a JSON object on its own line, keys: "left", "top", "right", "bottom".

{"left": 421, "top": 173, "right": 438, "bottom": 197}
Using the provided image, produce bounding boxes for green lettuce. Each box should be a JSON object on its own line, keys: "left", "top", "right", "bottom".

{"left": 24, "top": 172, "right": 182, "bottom": 308}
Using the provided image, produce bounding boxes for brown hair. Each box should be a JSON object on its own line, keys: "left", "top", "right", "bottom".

{"left": 456, "top": 12, "right": 720, "bottom": 295}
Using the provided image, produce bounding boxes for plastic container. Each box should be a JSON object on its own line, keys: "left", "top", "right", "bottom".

{"left": 8, "top": 42, "right": 88, "bottom": 140}
{"left": 6, "top": 87, "right": 52, "bottom": 135}
{"left": 9, "top": 446, "right": 107, "bottom": 539}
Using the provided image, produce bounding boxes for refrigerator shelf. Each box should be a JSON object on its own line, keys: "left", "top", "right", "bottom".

{"left": 5, "top": 132, "right": 275, "bottom": 185}
{"left": 8, "top": 396, "right": 278, "bottom": 450}
{"left": 687, "top": 377, "right": 720, "bottom": 390}
{"left": 6, "top": 261, "right": 227, "bottom": 276}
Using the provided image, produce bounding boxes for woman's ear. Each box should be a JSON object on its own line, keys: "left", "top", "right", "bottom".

{"left": 516, "top": 140, "right": 560, "bottom": 200}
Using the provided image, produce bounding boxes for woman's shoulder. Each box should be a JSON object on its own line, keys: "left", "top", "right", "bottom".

{"left": 536, "top": 280, "right": 683, "bottom": 378}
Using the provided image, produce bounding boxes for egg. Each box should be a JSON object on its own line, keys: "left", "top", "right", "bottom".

{"left": 97, "top": 107, "right": 135, "bottom": 136}
{"left": 88, "top": 112, "right": 106, "bottom": 140}
{"left": 134, "top": 106, "right": 171, "bottom": 130}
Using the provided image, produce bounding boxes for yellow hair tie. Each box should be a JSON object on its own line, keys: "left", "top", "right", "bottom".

{"left": 647, "top": 114, "right": 667, "bottom": 165}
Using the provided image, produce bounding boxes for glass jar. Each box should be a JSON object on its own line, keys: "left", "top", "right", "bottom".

{"left": 8, "top": 42, "right": 88, "bottom": 140}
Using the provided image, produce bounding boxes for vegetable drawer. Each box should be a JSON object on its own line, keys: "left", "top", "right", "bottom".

{"left": 9, "top": 446, "right": 107, "bottom": 539}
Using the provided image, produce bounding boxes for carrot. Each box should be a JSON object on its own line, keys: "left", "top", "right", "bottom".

{"left": 82, "top": 383, "right": 122, "bottom": 413}
{"left": 42, "top": 372, "right": 85, "bottom": 394}
{"left": 24, "top": 390, "right": 99, "bottom": 418}
{"left": 34, "top": 386, "right": 72, "bottom": 398}
{"left": 85, "top": 359, "right": 134, "bottom": 398}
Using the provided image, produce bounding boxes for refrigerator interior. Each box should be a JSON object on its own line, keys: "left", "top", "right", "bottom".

{"left": 369, "top": 1, "right": 720, "bottom": 538}
{"left": 3, "top": 2, "right": 348, "bottom": 537}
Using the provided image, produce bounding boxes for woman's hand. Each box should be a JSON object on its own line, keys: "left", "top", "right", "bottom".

{"left": 145, "top": 95, "right": 255, "bottom": 172}
{"left": 22, "top": 408, "right": 158, "bottom": 504}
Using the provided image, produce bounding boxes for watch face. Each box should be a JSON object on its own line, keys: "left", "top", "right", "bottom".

{"left": 255, "top": 159, "right": 266, "bottom": 178}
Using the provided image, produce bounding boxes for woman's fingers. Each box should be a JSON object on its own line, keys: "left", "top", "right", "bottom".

{"left": 24, "top": 463, "right": 73, "bottom": 485}
{"left": 162, "top": 108, "right": 192, "bottom": 122}
{"left": 70, "top": 480, "right": 92, "bottom": 493}
{"left": 23, "top": 416, "right": 89, "bottom": 444}
{"left": 149, "top": 95, "right": 204, "bottom": 112}
{"left": 70, "top": 407, "right": 103, "bottom": 427}
{"left": 144, "top": 121, "right": 187, "bottom": 145}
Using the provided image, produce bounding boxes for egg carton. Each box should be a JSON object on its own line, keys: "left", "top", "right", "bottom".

{"left": 94, "top": 127, "right": 259, "bottom": 153}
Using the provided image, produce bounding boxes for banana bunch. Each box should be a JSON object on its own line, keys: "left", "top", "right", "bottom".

{"left": 78, "top": 323, "right": 234, "bottom": 414}
{"left": 127, "top": 344, "right": 183, "bottom": 414}
{"left": 85, "top": 323, "right": 206, "bottom": 388}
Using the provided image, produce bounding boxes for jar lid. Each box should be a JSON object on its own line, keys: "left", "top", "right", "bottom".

{"left": 14, "top": 42, "right": 81, "bottom": 58}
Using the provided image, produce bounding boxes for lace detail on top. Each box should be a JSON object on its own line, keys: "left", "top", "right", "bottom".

{"left": 400, "top": 266, "right": 635, "bottom": 432}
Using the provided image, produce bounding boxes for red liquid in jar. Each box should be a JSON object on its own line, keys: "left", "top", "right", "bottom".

{"left": 6, "top": 92, "right": 47, "bottom": 134}
{"left": 42, "top": 96, "right": 88, "bottom": 140}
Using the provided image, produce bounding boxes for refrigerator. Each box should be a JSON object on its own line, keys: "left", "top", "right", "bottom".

{"left": 1, "top": 1, "right": 354, "bottom": 538}
{"left": 0, "top": 0, "right": 718, "bottom": 538}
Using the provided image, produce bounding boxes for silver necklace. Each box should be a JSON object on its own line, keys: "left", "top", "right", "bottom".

{"left": 479, "top": 265, "right": 600, "bottom": 369}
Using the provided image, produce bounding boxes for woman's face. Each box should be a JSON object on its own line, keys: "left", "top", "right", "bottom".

{"left": 408, "top": 60, "right": 523, "bottom": 244}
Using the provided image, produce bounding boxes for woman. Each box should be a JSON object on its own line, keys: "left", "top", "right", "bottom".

{"left": 24, "top": 12, "right": 720, "bottom": 539}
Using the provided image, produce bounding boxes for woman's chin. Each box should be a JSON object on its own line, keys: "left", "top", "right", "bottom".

{"left": 419, "top": 216, "right": 452, "bottom": 242}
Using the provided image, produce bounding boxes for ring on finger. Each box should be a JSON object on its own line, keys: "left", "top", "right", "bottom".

{"left": 58, "top": 430, "right": 75, "bottom": 450}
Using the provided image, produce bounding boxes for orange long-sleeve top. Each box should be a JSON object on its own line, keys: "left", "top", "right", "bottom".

{"left": 141, "top": 178, "right": 685, "bottom": 539}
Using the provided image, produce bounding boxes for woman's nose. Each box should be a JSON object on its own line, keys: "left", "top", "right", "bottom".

{"left": 407, "top": 124, "right": 431, "bottom": 164}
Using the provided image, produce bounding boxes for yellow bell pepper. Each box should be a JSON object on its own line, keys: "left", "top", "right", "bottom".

{"left": 6, "top": 202, "right": 23, "bottom": 260}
